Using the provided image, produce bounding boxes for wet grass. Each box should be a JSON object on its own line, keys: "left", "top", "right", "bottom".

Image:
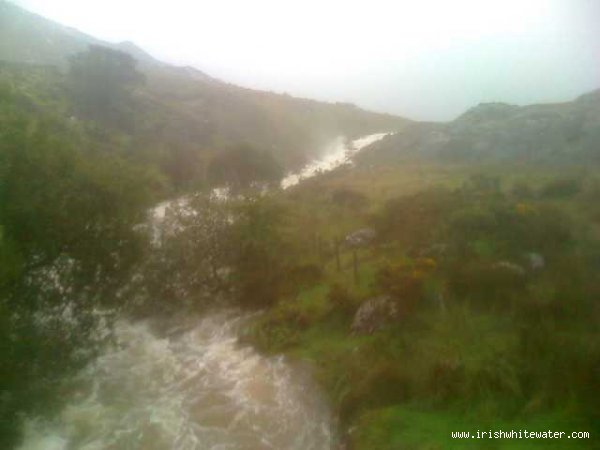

{"left": 248, "top": 162, "right": 599, "bottom": 450}
{"left": 353, "top": 404, "right": 592, "bottom": 450}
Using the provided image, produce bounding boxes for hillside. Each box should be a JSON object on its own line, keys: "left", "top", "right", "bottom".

{"left": 0, "top": 0, "right": 408, "bottom": 190}
{"left": 240, "top": 161, "right": 600, "bottom": 450}
{"left": 357, "top": 89, "right": 600, "bottom": 165}
{"left": 2, "top": 2, "right": 599, "bottom": 448}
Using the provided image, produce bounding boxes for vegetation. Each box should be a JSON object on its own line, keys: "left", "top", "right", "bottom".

{"left": 0, "top": 53, "right": 158, "bottom": 447}
{"left": 0, "top": 43, "right": 397, "bottom": 445}
{"left": 207, "top": 143, "right": 283, "bottom": 192}
{"left": 1, "top": 0, "right": 408, "bottom": 187}
{"left": 1, "top": 5, "right": 598, "bottom": 448}
{"left": 241, "top": 165, "right": 599, "bottom": 449}
{"left": 68, "top": 45, "right": 144, "bottom": 129}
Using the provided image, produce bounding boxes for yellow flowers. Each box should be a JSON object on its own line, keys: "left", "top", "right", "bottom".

{"left": 409, "top": 258, "right": 437, "bottom": 280}
{"left": 416, "top": 257, "right": 437, "bottom": 271}
{"left": 515, "top": 202, "right": 536, "bottom": 216}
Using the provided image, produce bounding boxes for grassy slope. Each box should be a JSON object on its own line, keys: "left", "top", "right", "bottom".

{"left": 247, "top": 163, "right": 599, "bottom": 450}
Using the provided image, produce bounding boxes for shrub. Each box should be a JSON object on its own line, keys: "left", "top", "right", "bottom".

{"left": 511, "top": 180, "right": 534, "bottom": 199}
{"left": 446, "top": 259, "right": 526, "bottom": 305}
{"left": 417, "top": 307, "right": 521, "bottom": 404}
{"left": 284, "top": 263, "right": 323, "bottom": 293}
{"left": 374, "top": 188, "right": 457, "bottom": 248}
{"left": 328, "top": 282, "right": 356, "bottom": 316}
{"left": 247, "top": 301, "right": 315, "bottom": 351}
{"left": 231, "top": 197, "right": 291, "bottom": 307}
{"left": 375, "top": 259, "right": 435, "bottom": 317}
{"left": 331, "top": 188, "right": 368, "bottom": 209}
{"left": 540, "top": 177, "right": 581, "bottom": 198}
{"left": 461, "top": 173, "right": 501, "bottom": 195}
{"left": 339, "top": 361, "right": 411, "bottom": 420}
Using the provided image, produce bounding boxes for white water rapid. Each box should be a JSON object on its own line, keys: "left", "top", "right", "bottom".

{"left": 18, "top": 312, "right": 333, "bottom": 450}
{"left": 280, "top": 132, "right": 390, "bottom": 189}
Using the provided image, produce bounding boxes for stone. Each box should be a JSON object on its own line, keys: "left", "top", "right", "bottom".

{"left": 351, "top": 295, "right": 397, "bottom": 335}
{"left": 525, "top": 252, "right": 545, "bottom": 271}
{"left": 344, "top": 228, "right": 377, "bottom": 248}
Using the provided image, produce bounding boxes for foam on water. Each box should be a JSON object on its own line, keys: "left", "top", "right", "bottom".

{"left": 280, "top": 132, "right": 391, "bottom": 189}
{"left": 18, "top": 311, "right": 333, "bottom": 450}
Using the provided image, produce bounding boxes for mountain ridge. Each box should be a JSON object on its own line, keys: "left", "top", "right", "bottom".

{"left": 3, "top": 0, "right": 598, "bottom": 171}
{"left": 357, "top": 88, "right": 600, "bottom": 165}
{"left": 0, "top": 0, "right": 408, "bottom": 189}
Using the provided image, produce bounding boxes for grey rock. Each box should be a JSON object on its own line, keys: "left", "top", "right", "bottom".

{"left": 525, "top": 252, "right": 545, "bottom": 271}
{"left": 351, "top": 295, "right": 397, "bottom": 335}
{"left": 345, "top": 228, "right": 377, "bottom": 248}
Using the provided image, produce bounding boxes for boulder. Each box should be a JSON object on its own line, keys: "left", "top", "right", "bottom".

{"left": 345, "top": 228, "right": 377, "bottom": 248}
{"left": 351, "top": 295, "right": 397, "bottom": 335}
{"left": 525, "top": 252, "right": 545, "bottom": 271}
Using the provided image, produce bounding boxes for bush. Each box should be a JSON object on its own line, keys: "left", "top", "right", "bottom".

{"left": 374, "top": 188, "right": 457, "bottom": 248}
{"left": 461, "top": 173, "right": 501, "bottom": 195}
{"left": 416, "top": 307, "right": 521, "bottom": 404}
{"left": 231, "top": 198, "right": 291, "bottom": 307}
{"left": 540, "top": 177, "right": 581, "bottom": 198}
{"left": 331, "top": 188, "right": 368, "bottom": 209}
{"left": 246, "top": 299, "right": 321, "bottom": 351}
{"left": 375, "top": 259, "right": 435, "bottom": 317}
{"left": 339, "top": 361, "right": 411, "bottom": 420}
{"left": 445, "top": 200, "right": 572, "bottom": 259}
{"left": 446, "top": 259, "right": 526, "bottom": 305}
{"left": 284, "top": 263, "right": 323, "bottom": 293}
{"left": 510, "top": 180, "right": 534, "bottom": 199}
{"left": 328, "top": 282, "right": 356, "bottom": 316}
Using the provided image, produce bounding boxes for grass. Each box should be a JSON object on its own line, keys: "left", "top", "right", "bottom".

{"left": 353, "top": 405, "right": 592, "bottom": 450}
{"left": 292, "top": 162, "right": 593, "bottom": 206}
{"left": 247, "top": 162, "right": 599, "bottom": 450}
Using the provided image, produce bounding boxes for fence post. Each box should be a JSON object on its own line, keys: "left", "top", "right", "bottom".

{"left": 353, "top": 249, "right": 358, "bottom": 284}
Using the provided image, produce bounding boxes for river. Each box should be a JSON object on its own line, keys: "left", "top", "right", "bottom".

{"left": 18, "top": 312, "right": 332, "bottom": 450}
{"left": 280, "top": 132, "right": 389, "bottom": 189}
{"left": 17, "top": 132, "right": 390, "bottom": 450}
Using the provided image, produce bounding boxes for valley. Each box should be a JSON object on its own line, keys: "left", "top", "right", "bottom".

{"left": 1, "top": 2, "right": 599, "bottom": 449}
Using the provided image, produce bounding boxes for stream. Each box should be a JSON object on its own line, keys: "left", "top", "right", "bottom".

{"left": 18, "top": 312, "right": 332, "bottom": 450}
{"left": 17, "top": 133, "right": 390, "bottom": 450}
{"left": 280, "top": 132, "right": 389, "bottom": 189}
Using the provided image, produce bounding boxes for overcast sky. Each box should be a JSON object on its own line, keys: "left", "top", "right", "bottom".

{"left": 13, "top": 0, "right": 600, "bottom": 120}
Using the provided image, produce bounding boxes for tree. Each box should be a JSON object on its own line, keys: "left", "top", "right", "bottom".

{"left": 231, "top": 197, "right": 288, "bottom": 306}
{"left": 136, "top": 194, "right": 234, "bottom": 314}
{"left": 0, "top": 100, "right": 155, "bottom": 446}
{"left": 207, "top": 143, "right": 283, "bottom": 192}
{"left": 68, "top": 45, "right": 144, "bottom": 129}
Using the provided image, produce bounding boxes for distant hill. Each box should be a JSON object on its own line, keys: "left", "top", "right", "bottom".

{"left": 357, "top": 90, "right": 600, "bottom": 165}
{"left": 0, "top": 1, "right": 180, "bottom": 69}
{"left": 0, "top": 0, "right": 408, "bottom": 186}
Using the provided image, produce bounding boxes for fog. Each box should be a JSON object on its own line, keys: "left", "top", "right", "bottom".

{"left": 13, "top": 0, "right": 600, "bottom": 120}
